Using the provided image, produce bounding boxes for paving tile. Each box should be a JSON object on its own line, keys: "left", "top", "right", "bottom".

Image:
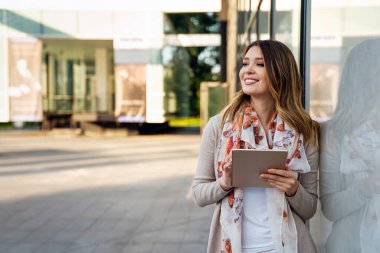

{"left": 1, "top": 216, "right": 30, "bottom": 229}
{"left": 62, "top": 218, "right": 97, "bottom": 232}
{"left": 31, "top": 242, "right": 70, "bottom": 253}
{"left": 76, "top": 207, "right": 108, "bottom": 219}
{"left": 182, "top": 228, "right": 209, "bottom": 244}
{"left": 91, "top": 243, "right": 124, "bottom": 253}
{"left": 151, "top": 243, "right": 182, "bottom": 253}
{"left": 157, "top": 225, "right": 186, "bottom": 243}
{"left": 75, "top": 230, "right": 109, "bottom": 244}
{"left": 128, "top": 231, "right": 159, "bottom": 244}
{"left": 65, "top": 241, "right": 97, "bottom": 253}
{"left": 0, "top": 135, "right": 210, "bottom": 253}
{"left": 64, "top": 246, "right": 95, "bottom": 253}
{"left": 21, "top": 229, "right": 61, "bottom": 243}
{"left": 39, "top": 218, "right": 72, "bottom": 231}
{"left": 87, "top": 218, "right": 119, "bottom": 231}
{"left": 51, "top": 230, "right": 84, "bottom": 243}
{"left": 0, "top": 230, "right": 32, "bottom": 244}
{"left": 5, "top": 242, "right": 41, "bottom": 253}
{"left": 121, "top": 242, "right": 154, "bottom": 253}
{"left": 0, "top": 243, "right": 14, "bottom": 253}
{"left": 18, "top": 217, "right": 52, "bottom": 230}
{"left": 179, "top": 242, "right": 207, "bottom": 253}
{"left": 134, "top": 217, "right": 165, "bottom": 234}
{"left": 111, "top": 218, "right": 140, "bottom": 233}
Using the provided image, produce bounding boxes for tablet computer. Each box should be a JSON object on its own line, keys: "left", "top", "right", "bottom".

{"left": 231, "top": 149, "right": 288, "bottom": 188}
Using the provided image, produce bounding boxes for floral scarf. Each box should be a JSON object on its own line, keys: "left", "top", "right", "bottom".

{"left": 217, "top": 104, "right": 311, "bottom": 253}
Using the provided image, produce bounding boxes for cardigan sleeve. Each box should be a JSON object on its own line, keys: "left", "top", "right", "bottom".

{"left": 192, "top": 115, "right": 231, "bottom": 207}
{"left": 286, "top": 136, "right": 319, "bottom": 220}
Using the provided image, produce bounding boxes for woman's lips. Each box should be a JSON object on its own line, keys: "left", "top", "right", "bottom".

{"left": 244, "top": 78, "right": 258, "bottom": 85}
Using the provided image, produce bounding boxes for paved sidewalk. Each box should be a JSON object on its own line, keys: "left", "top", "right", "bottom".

{"left": 0, "top": 133, "right": 214, "bottom": 253}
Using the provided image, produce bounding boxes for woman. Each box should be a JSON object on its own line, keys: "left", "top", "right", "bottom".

{"left": 192, "top": 40, "right": 319, "bottom": 253}
{"left": 319, "top": 39, "right": 380, "bottom": 253}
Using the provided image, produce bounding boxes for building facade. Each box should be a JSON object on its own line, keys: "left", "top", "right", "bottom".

{"left": 0, "top": 0, "right": 220, "bottom": 127}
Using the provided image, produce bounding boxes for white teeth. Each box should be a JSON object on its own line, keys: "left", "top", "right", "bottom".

{"left": 245, "top": 79, "right": 258, "bottom": 84}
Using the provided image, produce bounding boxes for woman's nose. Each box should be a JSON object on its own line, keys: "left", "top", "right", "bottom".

{"left": 245, "top": 64, "right": 255, "bottom": 74}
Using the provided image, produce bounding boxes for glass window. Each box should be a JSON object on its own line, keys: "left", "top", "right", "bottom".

{"left": 257, "top": 0, "right": 270, "bottom": 40}
{"left": 309, "top": 2, "right": 380, "bottom": 253}
{"left": 273, "top": 0, "right": 301, "bottom": 62}
{"left": 309, "top": 1, "right": 380, "bottom": 121}
{"left": 164, "top": 13, "right": 220, "bottom": 34}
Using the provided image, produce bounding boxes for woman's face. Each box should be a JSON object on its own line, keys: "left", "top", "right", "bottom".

{"left": 239, "top": 46, "right": 271, "bottom": 99}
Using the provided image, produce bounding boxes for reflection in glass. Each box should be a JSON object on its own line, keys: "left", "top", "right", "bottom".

{"left": 162, "top": 45, "right": 191, "bottom": 117}
{"left": 319, "top": 39, "right": 380, "bottom": 253}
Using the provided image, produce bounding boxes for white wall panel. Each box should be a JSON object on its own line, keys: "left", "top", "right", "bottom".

{"left": 0, "top": 0, "right": 221, "bottom": 12}
{"left": 0, "top": 37, "right": 9, "bottom": 122}
{"left": 145, "top": 64, "right": 165, "bottom": 123}
{"left": 78, "top": 11, "right": 113, "bottom": 38}
{"left": 41, "top": 11, "right": 76, "bottom": 36}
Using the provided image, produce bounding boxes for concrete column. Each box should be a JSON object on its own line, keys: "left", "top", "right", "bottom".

{"left": 95, "top": 48, "right": 108, "bottom": 112}
{"left": 220, "top": 0, "right": 228, "bottom": 83}
{"left": 226, "top": 0, "right": 238, "bottom": 102}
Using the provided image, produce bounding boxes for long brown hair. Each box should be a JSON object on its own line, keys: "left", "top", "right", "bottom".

{"left": 221, "top": 40, "right": 319, "bottom": 143}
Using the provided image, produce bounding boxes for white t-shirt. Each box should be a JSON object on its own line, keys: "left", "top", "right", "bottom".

{"left": 242, "top": 187, "right": 275, "bottom": 253}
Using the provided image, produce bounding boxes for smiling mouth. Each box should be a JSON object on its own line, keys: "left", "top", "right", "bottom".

{"left": 244, "top": 78, "right": 258, "bottom": 85}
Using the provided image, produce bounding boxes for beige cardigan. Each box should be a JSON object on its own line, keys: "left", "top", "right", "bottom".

{"left": 192, "top": 115, "right": 319, "bottom": 253}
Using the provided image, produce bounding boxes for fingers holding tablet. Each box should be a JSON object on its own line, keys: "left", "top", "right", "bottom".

{"left": 260, "top": 168, "right": 299, "bottom": 196}
{"left": 220, "top": 155, "right": 233, "bottom": 191}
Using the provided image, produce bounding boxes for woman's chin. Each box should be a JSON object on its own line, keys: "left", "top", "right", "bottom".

{"left": 242, "top": 87, "right": 257, "bottom": 96}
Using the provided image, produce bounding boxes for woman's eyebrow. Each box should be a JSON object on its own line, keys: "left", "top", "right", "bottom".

{"left": 242, "top": 57, "right": 264, "bottom": 61}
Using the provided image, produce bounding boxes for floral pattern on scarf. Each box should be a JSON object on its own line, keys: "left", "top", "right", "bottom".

{"left": 217, "top": 104, "right": 311, "bottom": 253}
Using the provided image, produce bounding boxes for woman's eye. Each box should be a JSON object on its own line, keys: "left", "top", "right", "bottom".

{"left": 242, "top": 63, "right": 248, "bottom": 66}
{"left": 257, "top": 63, "right": 264, "bottom": 67}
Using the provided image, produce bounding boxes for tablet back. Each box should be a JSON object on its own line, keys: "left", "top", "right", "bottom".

{"left": 231, "top": 149, "right": 288, "bottom": 188}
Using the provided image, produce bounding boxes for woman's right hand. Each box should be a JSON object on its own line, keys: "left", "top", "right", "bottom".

{"left": 220, "top": 157, "right": 233, "bottom": 191}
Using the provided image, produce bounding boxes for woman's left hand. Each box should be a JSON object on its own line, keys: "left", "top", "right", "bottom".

{"left": 260, "top": 168, "right": 299, "bottom": 196}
